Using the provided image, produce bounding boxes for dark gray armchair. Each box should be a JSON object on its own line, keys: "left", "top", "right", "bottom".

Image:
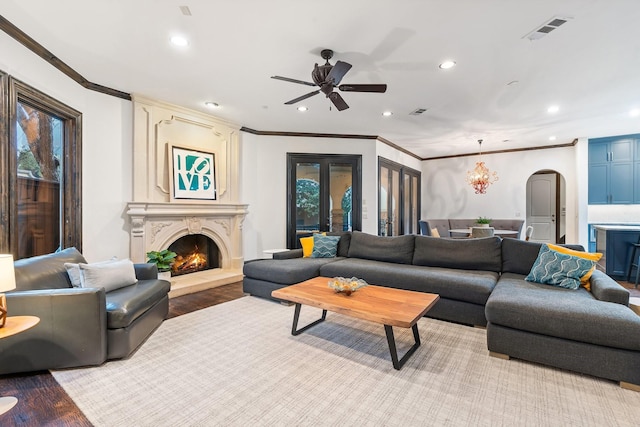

{"left": 0, "top": 247, "right": 170, "bottom": 375}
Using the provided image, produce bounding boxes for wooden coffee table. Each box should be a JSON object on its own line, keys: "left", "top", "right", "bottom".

{"left": 272, "top": 277, "right": 439, "bottom": 370}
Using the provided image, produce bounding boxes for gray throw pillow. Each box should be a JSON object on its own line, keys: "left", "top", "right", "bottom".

{"left": 79, "top": 258, "right": 138, "bottom": 292}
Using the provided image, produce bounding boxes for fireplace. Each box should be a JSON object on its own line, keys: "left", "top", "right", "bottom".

{"left": 126, "top": 96, "right": 248, "bottom": 298}
{"left": 169, "top": 234, "right": 220, "bottom": 276}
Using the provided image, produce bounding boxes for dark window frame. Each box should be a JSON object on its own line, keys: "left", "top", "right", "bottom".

{"left": 378, "top": 157, "right": 421, "bottom": 236}
{"left": 0, "top": 74, "right": 82, "bottom": 256}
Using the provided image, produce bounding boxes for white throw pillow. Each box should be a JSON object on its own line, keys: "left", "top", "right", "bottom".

{"left": 65, "top": 257, "right": 117, "bottom": 287}
{"left": 79, "top": 258, "right": 138, "bottom": 292}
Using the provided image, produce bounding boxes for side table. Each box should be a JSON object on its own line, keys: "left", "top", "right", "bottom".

{"left": 0, "top": 316, "right": 40, "bottom": 415}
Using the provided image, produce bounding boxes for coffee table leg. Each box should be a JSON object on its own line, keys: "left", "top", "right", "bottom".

{"left": 384, "top": 323, "right": 421, "bottom": 370}
{"left": 291, "top": 303, "right": 327, "bottom": 336}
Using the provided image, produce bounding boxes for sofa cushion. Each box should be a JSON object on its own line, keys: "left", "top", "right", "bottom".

{"left": 501, "top": 238, "right": 585, "bottom": 275}
{"left": 327, "top": 231, "right": 351, "bottom": 257}
{"left": 413, "top": 235, "right": 502, "bottom": 273}
{"left": 547, "top": 243, "right": 602, "bottom": 291}
{"left": 243, "top": 258, "right": 340, "bottom": 285}
{"left": 487, "top": 273, "right": 640, "bottom": 351}
{"left": 320, "top": 258, "right": 498, "bottom": 305}
{"left": 311, "top": 234, "right": 341, "bottom": 258}
{"left": 13, "top": 247, "right": 86, "bottom": 291}
{"left": 347, "top": 231, "right": 415, "bottom": 264}
{"left": 79, "top": 259, "right": 139, "bottom": 292}
{"left": 525, "top": 245, "right": 596, "bottom": 290}
{"left": 105, "top": 279, "right": 171, "bottom": 329}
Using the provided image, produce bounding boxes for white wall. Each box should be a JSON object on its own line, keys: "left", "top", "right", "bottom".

{"left": 1, "top": 31, "right": 132, "bottom": 262}
{"left": 422, "top": 144, "right": 584, "bottom": 246}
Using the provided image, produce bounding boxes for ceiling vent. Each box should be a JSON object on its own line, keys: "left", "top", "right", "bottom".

{"left": 524, "top": 16, "right": 571, "bottom": 41}
{"left": 410, "top": 108, "right": 428, "bottom": 116}
{"left": 179, "top": 6, "right": 192, "bottom": 16}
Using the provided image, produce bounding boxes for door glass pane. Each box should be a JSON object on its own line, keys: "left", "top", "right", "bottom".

{"left": 329, "top": 163, "right": 352, "bottom": 232}
{"left": 379, "top": 166, "right": 389, "bottom": 235}
{"left": 391, "top": 170, "right": 400, "bottom": 236}
{"left": 412, "top": 176, "right": 418, "bottom": 234}
{"left": 16, "top": 102, "right": 63, "bottom": 258}
{"left": 295, "top": 162, "right": 320, "bottom": 241}
{"left": 403, "top": 174, "right": 410, "bottom": 234}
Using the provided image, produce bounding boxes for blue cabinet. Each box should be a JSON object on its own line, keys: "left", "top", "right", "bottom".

{"left": 588, "top": 135, "right": 635, "bottom": 204}
{"left": 595, "top": 225, "right": 640, "bottom": 278}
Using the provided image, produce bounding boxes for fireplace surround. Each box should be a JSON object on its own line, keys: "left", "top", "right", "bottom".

{"left": 126, "top": 96, "right": 247, "bottom": 297}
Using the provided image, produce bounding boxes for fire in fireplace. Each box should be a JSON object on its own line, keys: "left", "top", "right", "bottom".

{"left": 167, "top": 234, "right": 220, "bottom": 276}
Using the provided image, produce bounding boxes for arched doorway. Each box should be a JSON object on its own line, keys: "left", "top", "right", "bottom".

{"left": 526, "top": 170, "right": 566, "bottom": 243}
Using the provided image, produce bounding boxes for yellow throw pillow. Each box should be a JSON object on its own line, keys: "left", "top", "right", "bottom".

{"left": 300, "top": 236, "right": 314, "bottom": 257}
{"left": 300, "top": 232, "right": 326, "bottom": 257}
{"left": 431, "top": 228, "right": 441, "bottom": 238}
{"left": 547, "top": 244, "right": 602, "bottom": 291}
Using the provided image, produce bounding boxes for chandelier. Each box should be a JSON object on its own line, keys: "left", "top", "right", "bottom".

{"left": 466, "top": 139, "right": 498, "bottom": 194}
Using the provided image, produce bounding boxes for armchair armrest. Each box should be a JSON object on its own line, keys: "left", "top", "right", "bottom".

{"left": 590, "top": 269, "right": 630, "bottom": 306}
{"left": 134, "top": 263, "right": 159, "bottom": 280}
{"left": 0, "top": 288, "right": 108, "bottom": 375}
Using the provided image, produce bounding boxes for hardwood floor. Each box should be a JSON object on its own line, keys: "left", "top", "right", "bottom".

{"left": 0, "top": 282, "right": 244, "bottom": 427}
{"left": 1, "top": 278, "right": 638, "bottom": 426}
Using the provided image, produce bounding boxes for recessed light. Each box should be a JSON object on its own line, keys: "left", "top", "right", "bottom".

{"left": 297, "top": 106, "right": 308, "bottom": 112}
{"left": 547, "top": 105, "right": 559, "bottom": 114}
{"left": 170, "top": 35, "right": 189, "bottom": 47}
{"left": 204, "top": 102, "right": 219, "bottom": 108}
{"left": 382, "top": 111, "right": 393, "bottom": 117}
{"left": 549, "top": 136, "right": 557, "bottom": 141}
{"left": 630, "top": 108, "right": 640, "bottom": 117}
{"left": 439, "top": 60, "right": 456, "bottom": 69}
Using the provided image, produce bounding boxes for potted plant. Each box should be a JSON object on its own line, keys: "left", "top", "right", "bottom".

{"left": 476, "top": 216, "right": 492, "bottom": 227}
{"left": 146, "top": 249, "right": 177, "bottom": 281}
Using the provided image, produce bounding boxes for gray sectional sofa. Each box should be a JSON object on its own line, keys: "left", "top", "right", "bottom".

{"left": 0, "top": 247, "right": 171, "bottom": 375}
{"left": 243, "top": 231, "right": 640, "bottom": 389}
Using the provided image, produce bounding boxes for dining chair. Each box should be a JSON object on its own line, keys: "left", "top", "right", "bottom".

{"left": 471, "top": 227, "right": 495, "bottom": 238}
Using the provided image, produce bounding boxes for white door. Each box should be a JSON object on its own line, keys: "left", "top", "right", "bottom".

{"left": 527, "top": 173, "right": 557, "bottom": 243}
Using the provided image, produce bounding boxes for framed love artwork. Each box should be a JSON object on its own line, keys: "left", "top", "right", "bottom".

{"left": 170, "top": 145, "right": 217, "bottom": 201}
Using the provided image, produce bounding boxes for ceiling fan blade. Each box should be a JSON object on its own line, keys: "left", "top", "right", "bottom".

{"left": 271, "top": 76, "right": 316, "bottom": 87}
{"left": 326, "top": 61, "right": 352, "bottom": 85}
{"left": 328, "top": 92, "right": 349, "bottom": 111}
{"left": 284, "top": 90, "right": 320, "bottom": 105}
{"left": 338, "top": 84, "right": 387, "bottom": 93}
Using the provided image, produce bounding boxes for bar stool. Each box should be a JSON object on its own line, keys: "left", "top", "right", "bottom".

{"left": 626, "top": 240, "right": 640, "bottom": 288}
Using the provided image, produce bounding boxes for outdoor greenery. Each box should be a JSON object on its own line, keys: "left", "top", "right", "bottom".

{"left": 296, "top": 179, "right": 320, "bottom": 219}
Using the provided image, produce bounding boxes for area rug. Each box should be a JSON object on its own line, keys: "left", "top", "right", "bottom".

{"left": 52, "top": 296, "right": 640, "bottom": 426}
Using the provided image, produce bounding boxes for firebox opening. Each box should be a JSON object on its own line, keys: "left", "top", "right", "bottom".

{"left": 167, "top": 234, "right": 220, "bottom": 277}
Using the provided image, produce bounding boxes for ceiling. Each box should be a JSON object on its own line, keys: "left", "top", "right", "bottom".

{"left": 2, "top": 0, "right": 640, "bottom": 159}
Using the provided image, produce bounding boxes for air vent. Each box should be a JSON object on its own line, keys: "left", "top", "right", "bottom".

{"left": 524, "top": 16, "right": 570, "bottom": 41}
{"left": 410, "top": 108, "right": 428, "bottom": 116}
{"left": 179, "top": 6, "right": 192, "bottom": 16}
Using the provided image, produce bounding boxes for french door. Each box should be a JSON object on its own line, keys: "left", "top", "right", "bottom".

{"left": 287, "top": 153, "right": 362, "bottom": 249}
{"left": 378, "top": 157, "right": 421, "bottom": 236}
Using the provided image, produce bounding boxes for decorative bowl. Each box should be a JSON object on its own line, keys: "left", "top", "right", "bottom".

{"left": 327, "top": 277, "right": 368, "bottom": 296}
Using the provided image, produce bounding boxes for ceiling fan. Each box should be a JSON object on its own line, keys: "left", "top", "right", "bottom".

{"left": 271, "top": 49, "right": 388, "bottom": 111}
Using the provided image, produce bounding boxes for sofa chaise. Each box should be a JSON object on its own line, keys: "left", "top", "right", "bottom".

{"left": 243, "top": 231, "right": 640, "bottom": 389}
{"left": 0, "top": 247, "right": 171, "bottom": 375}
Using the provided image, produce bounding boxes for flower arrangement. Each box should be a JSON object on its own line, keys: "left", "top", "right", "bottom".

{"left": 328, "top": 277, "right": 368, "bottom": 296}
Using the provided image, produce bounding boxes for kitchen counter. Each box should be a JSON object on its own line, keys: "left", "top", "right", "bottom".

{"left": 594, "top": 225, "right": 640, "bottom": 278}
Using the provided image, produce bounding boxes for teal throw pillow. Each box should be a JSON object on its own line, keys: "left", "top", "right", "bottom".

{"left": 311, "top": 234, "right": 341, "bottom": 258}
{"left": 525, "top": 245, "right": 596, "bottom": 290}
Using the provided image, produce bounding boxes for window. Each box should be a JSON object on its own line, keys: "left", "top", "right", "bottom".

{"left": 0, "top": 73, "right": 82, "bottom": 258}
{"left": 287, "top": 154, "right": 362, "bottom": 249}
{"left": 378, "top": 157, "right": 421, "bottom": 236}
